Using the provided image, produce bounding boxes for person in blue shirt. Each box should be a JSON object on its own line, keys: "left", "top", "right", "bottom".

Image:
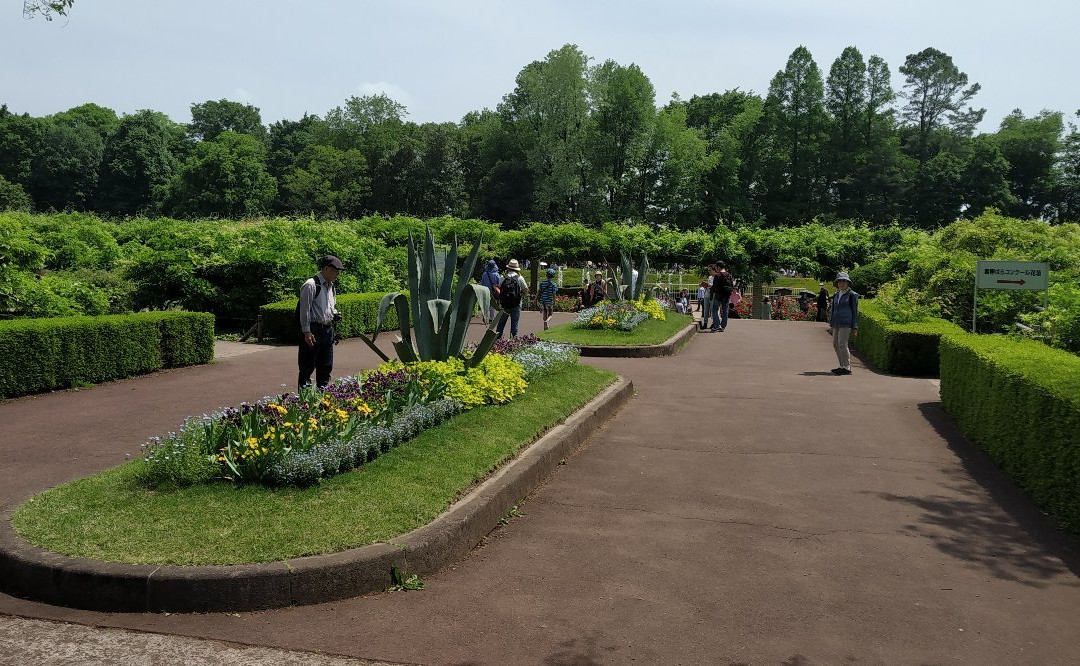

{"left": 537, "top": 268, "right": 559, "bottom": 330}
{"left": 478, "top": 259, "right": 501, "bottom": 322}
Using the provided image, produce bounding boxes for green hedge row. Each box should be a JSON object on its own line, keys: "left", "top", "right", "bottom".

{"left": 940, "top": 333, "right": 1080, "bottom": 532}
{"left": 0, "top": 312, "right": 214, "bottom": 399}
{"left": 260, "top": 293, "right": 405, "bottom": 343}
{"left": 853, "top": 301, "right": 964, "bottom": 377}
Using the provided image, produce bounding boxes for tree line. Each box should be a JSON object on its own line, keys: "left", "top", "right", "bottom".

{"left": 2, "top": 43, "right": 1079, "bottom": 229}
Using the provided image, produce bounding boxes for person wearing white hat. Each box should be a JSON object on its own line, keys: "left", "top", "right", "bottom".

{"left": 495, "top": 259, "right": 529, "bottom": 339}
{"left": 828, "top": 272, "right": 859, "bottom": 375}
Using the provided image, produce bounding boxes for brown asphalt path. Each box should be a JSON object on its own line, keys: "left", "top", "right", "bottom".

{"left": 4, "top": 314, "right": 1080, "bottom": 664}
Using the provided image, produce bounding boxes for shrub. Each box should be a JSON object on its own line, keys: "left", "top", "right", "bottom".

{"left": 402, "top": 353, "right": 527, "bottom": 407}
{"left": 259, "top": 292, "right": 404, "bottom": 343}
{"left": 0, "top": 311, "right": 214, "bottom": 398}
{"left": 940, "top": 333, "right": 1080, "bottom": 533}
{"left": 853, "top": 301, "right": 962, "bottom": 377}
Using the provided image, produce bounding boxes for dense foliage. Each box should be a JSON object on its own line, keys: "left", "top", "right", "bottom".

{"left": 858, "top": 211, "right": 1080, "bottom": 353}
{"left": 1, "top": 211, "right": 903, "bottom": 323}
{"left": 2, "top": 43, "right": 1079, "bottom": 229}
{"left": 940, "top": 332, "right": 1080, "bottom": 533}
{"left": 852, "top": 301, "right": 963, "bottom": 376}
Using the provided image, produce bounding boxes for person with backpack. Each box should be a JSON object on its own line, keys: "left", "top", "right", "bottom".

{"left": 297, "top": 255, "right": 343, "bottom": 391}
{"left": 828, "top": 272, "right": 859, "bottom": 375}
{"left": 478, "top": 259, "right": 501, "bottom": 322}
{"left": 537, "top": 267, "right": 559, "bottom": 330}
{"left": 708, "top": 261, "right": 734, "bottom": 332}
{"left": 495, "top": 258, "right": 528, "bottom": 339}
{"left": 582, "top": 270, "right": 606, "bottom": 308}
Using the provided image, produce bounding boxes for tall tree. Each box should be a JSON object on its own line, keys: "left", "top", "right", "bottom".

{"left": 97, "top": 110, "right": 183, "bottom": 214}
{"left": 898, "top": 47, "right": 984, "bottom": 167}
{"left": 279, "top": 144, "right": 369, "bottom": 217}
{"left": 993, "top": 109, "right": 1063, "bottom": 218}
{"left": 825, "top": 47, "right": 867, "bottom": 218}
{"left": 163, "top": 131, "right": 276, "bottom": 218}
{"left": 962, "top": 134, "right": 1015, "bottom": 217}
{"left": 29, "top": 118, "right": 103, "bottom": 210}
{"left": 587, "top": 60, "right": 656, "bottom": 221}
{"left": 188, "top": 99, "right": 266, "bottom": 142}
{"left": 501, "top": 44, "right": 592, "bottom": 221}
{"left": 759, "top": 46, "right": 828, "bottom": 225}
{"left": 1050, "top": 112, "right": 1080, "bottom": 222}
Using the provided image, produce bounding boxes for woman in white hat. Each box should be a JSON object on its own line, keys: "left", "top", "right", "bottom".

{"left": 828, "top": 272, "right": 859, "bottom": 375}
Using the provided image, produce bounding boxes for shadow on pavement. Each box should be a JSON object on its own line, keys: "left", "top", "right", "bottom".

{"left": 870, "top": 402, "right": 1080, "bottom": 587}
{"left": 799, "top": 371, "right": 837, "bottom": 376}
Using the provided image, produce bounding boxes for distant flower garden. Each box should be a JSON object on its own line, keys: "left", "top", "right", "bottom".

{"left": 138, "top": 338, "right": 579, "bottom": 488}
{"left": 574, "top": 298, "right": 666, "bottom": 332}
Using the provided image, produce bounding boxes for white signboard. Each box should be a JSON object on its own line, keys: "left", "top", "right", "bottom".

{"left": 976, "top": 261, "right": 1049, "bottom": 291}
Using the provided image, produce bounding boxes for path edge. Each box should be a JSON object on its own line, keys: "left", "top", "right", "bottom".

{"left": 576, "top": 322, "right": 697, "bottom": 358}
{"left": 0, "top": 376, "right": 634, "bottom": 613}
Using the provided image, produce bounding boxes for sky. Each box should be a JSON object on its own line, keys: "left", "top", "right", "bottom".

{"left": 2, "top": 0, "right": 1078, "bottom": 133}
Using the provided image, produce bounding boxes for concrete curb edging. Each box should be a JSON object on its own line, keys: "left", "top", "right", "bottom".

{"left": 0, "top": 377, "right": 634, "bottom": 613}
{"left": 576, "top": 322, "right": 697, "bottom": 358}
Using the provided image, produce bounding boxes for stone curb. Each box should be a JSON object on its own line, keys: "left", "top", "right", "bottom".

{"left": 576, "top": 322, "right": 697, "bottom": 358}
{"left": 0, "top": 377, "right": 634, "bottom": 614}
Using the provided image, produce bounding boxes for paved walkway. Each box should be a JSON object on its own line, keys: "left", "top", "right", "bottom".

{"left": 3, "top": 315, "right": 1080, "bottom": 664}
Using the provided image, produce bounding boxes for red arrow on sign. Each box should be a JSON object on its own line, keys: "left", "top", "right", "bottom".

{"left": 997, "top": 279, "right": 1026, "bottom": 285}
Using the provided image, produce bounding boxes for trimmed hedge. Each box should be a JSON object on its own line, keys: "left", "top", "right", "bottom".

{"left": 260, "top": 293, "right": 405, "bottom": 343}
{"left": 0, "top": 312, "right": 214, "bottom": 399}
{"left": 940, "top": 333, "right": 1080, "bottom": 532}
{"left": 853, "top": 301, "right": 963, "bottom": 377}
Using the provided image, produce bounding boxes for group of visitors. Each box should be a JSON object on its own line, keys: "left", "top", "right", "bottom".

{"left": 293, "top": 253, "right": 860, "bottom": 392}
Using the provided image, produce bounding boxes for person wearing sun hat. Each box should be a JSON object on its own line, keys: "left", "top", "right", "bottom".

{"left": 828, "top": 271, "right": 859, "bottom": 375}
{"left": 537, "top": 267, "right": 559, "bottom": 330}
{"left": 495, "top": 258, "right": 529, "bottom": 339}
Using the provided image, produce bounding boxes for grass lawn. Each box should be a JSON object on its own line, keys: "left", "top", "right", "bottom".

{"left": 538, "top": 313, "right": 694, "bottom": 346}
{"left": 771, "top": 277, "right": 823, "bottom": 293}
{"left": 11, "top": 364, "right": 617, "bottom": 566}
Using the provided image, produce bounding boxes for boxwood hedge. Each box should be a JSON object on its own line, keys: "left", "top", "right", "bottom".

{"left": 940, "top": 332, "right": 1080, "bottom": 533}
{"left": 260, "top": 293, "right": 405, "bottom": 343}
{"left": 0, "top": 312, "right": 214, "bottom": 399}
{"left": 853, "top": 301, "right": 963, "bottom": 377}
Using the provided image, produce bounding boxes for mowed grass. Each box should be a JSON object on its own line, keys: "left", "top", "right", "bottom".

{"left": 538, "top": 313, "right": 694, "bottom": 346}
{"left": 771, "top": 277, "right": 823, "bottom": 293}
{"left": 11, "top": 364, "right": 617, "bottom": 566}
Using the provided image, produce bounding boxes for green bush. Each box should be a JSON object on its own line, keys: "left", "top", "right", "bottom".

{"left": 853, "top": 301, "right": 963, "bottom": 377}
{"left": 940, "top": 333, "right": 1080, "bottom": 533}
{"left": 260, "top": 293, "right": 404, "bottom": 343}
{"left": 0, "top": 311, "right": 214, "bottom": 398}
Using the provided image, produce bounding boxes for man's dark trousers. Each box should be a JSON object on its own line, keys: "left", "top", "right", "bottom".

{"left": 298, "top": 323, "right": 334, "bottom": 390}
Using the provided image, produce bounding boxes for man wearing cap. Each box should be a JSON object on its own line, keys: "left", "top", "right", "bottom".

{"left": 828, "top": 272, "right": 859, "bottom": 375}
{"left": 297, "top": 255, "right": 343, "bottom": 390}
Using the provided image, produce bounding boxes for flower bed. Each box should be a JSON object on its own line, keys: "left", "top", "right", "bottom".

{"left": 574, "top": 298, "right": 664, "bottom": 332}
{"left": 138, "top": 337, "right": 578, "bottom": 489}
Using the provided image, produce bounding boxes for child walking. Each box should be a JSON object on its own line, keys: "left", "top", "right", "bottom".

{"left": 538, "top": 268, "right": 559, "bottom": 330}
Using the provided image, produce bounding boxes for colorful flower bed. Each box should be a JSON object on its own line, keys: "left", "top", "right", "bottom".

{"left": 574, "top": 298, "right": 665, "bottom": 332}
{"left": 770, "top": 298, "right": 819, "bottom": 322}
{"left": 139, "top": 338, "right": 579, "bottom": 488}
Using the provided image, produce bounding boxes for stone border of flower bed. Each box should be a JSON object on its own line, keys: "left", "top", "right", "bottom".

{"left": 0, "top": 377, "right": 633, "bottom": 614}
{"left": 575, "top": 322, "right": 697, "bottom": 358}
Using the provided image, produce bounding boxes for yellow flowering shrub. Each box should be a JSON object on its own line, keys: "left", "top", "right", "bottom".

{"left": 634, "top": 297, "right": 666, "bottom": 321}
{"left": 378, "top": 354, "right": 527, "bottom": 408}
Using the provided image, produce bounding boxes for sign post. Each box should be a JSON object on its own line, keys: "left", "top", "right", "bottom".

{"left": 973, "top": 261, "right": 1050, "bottom": 333}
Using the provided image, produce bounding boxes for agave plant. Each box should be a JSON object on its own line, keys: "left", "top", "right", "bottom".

{"left": 607, "top": 250, "right": 650, "bottom": 301}
{"left": 357, "top": 228, "right": 506, "bottom": 367}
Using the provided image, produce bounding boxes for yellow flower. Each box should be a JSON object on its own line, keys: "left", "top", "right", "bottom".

{"left": 261, "top": 447, "right": 268, "bottom": 455}
{"left": 283, "top": 421, "right": 293, "bottom": 428}
{"left": 246, "top": 437, "right": 258, "bottom": 447}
